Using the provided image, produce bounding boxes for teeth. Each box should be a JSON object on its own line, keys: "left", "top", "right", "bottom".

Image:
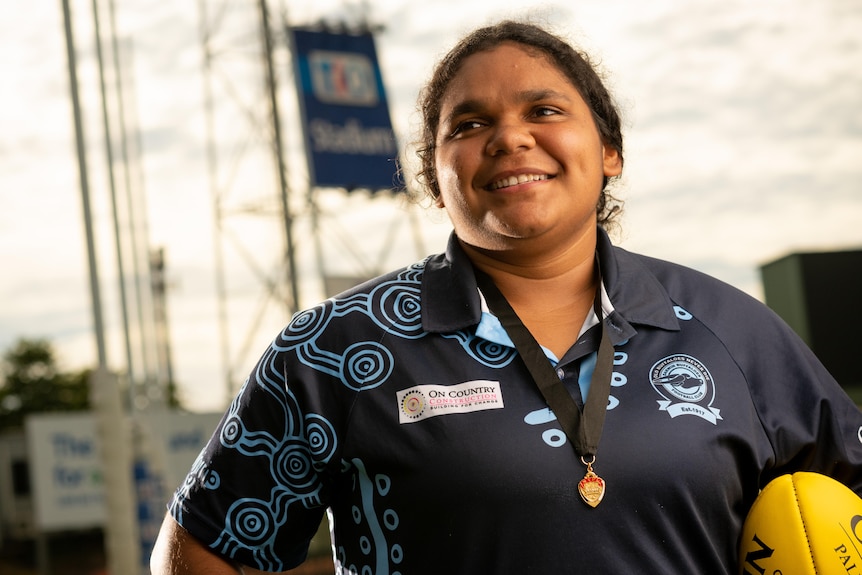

{"left": 489, "top": 174, "right": 548, "bottom": 190}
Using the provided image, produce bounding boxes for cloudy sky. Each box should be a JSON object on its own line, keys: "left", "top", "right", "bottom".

{"left": 2, "top": 0, "right": 860, "bottom": 413}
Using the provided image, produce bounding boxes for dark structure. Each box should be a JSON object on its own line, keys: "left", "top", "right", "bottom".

{"left": 760, "top": 249, "right": 862, "bottom": 399}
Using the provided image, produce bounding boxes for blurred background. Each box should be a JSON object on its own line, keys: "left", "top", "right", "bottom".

{"left": 1, "top": 0, "right": 860, "bottom": 572}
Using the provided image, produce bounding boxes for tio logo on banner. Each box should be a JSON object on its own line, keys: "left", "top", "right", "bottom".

{"left": 308, "top": 50, "right": 379, "bottom": 106}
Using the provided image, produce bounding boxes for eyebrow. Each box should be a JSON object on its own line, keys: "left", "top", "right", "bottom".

{"left": 441, "top": 89, "right": 574, "bottom": 126}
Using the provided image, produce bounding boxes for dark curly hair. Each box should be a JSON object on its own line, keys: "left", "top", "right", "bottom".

{"left": 415, "top": 20, "right": 624, "bottom": 228}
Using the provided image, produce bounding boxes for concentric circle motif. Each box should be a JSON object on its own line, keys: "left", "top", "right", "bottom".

{"left": 220, "top": 415, "right": 244, "bottom": 447}
{"left": 340, "top": 342, "right": 393, "bottom": 391}
{"left": 273, "top": 440, "right": 317, "bottom": 494}
{"left": 371, "top": 284, "right": 423, "bottom": 337}
{"left": 468, "top": 338, "right": 516, "bottom": 367}
{"left": 203, "top": 469, "right": 221, "bottom": 490}
{"left": 304, "top": 414, "right": 337, "bottom": 462}
{"left": 278, "top": 303, "right": 332, "bottom": 345}
{"left": 227, "top": 500, "right": 276, "bottom": 545}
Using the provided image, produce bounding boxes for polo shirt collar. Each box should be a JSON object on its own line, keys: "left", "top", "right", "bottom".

{"left": 421, "top": 228, "right": 679, "bottom": 336}
{"left": 597, "top": 229, "right": 680, "bottom": 333}
{"left": 421, "top": 233, "right": 483, "bottom": 333}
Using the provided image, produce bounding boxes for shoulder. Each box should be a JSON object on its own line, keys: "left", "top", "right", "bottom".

{"left": 611, "top": 245, "right": 802, "bottom": 352}
{"left": 617, "top": 246, "right": 767, "bottom": 316}
{"left": 615, "top": 247, "right": 830, "bottom": 381}
{"left": 598, "top": 229, "right": 773, "bottom": 335}
{"left": 330, "top": 257, "right": 430, "bottom": 300}
{"left": 275, "top": 257, "right": 433, "bottom": 351}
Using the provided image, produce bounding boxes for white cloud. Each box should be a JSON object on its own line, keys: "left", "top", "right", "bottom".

{"left": 1, "top": 0, "right": 860, "bottom": 412}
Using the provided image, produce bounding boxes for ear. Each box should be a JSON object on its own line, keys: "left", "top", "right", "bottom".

{"left": 602, "top": 145, "right": 622, "bottom": 177}
{"left": 434, "top": 193, "right": 445, "bottom": 209}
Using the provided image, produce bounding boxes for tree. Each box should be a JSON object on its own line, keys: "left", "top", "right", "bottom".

{"left": 0, "top": 338, "right": 90, "bottom": 432}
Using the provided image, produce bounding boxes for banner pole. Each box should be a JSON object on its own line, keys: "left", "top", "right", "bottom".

{"left": 259, "top": 0, "right": 301, "bottom": 314}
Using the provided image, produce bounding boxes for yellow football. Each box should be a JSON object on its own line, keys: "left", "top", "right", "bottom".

{"left": 738, "top": 472, "right": 862, "bottom": 575}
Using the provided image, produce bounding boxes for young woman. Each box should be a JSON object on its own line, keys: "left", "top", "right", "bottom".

{"left": 151, "top": 21, "right": 862, "bottom": 574}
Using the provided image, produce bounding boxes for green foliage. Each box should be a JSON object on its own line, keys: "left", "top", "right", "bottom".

{"left": 0, "top": 338, "right": 90, "bottom": 431}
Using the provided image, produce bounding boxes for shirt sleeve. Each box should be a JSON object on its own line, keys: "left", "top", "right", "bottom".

{"left": 737, "top": 303, "right": 862, "bottom": 494}
{"left": 167, "top": 338, "right": 341, "bottom": 572}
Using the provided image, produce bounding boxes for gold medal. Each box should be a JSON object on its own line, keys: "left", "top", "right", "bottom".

{"left": 578, "top": 457, "right": 605, "bottom": 508}
{"left": 474, "top": 266, "right": 614, "bottom": 508}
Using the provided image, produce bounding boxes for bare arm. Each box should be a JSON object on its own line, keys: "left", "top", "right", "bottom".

{"left": 150, "top": 513, "right": 295, "bottom": 575}
{"left": 150, "top": 513, "right": 238, "bottom": 574}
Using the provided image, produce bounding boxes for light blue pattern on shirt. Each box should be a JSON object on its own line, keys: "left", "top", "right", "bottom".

{"left": 475, "top": 283, "right": 613, "bottom": 402}
{"left": 476, "top": 309, "right": 597, "bottom": 401}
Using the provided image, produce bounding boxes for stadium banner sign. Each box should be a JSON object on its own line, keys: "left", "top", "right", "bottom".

{"left": 26, "top": 413, "right": 105, "bottom": 531}
{"left": 290, "top": 28, "right": 400, "bottom": 192}
{"left": 24, "top": 411, "right": 222, "bottom": 532}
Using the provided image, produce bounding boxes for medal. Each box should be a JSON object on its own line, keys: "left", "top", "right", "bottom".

{"left": 474, "top": 258, "right": 614, "bottom": 509}
{"left": 577, "top": 456, "right": 605, "bottom": 507}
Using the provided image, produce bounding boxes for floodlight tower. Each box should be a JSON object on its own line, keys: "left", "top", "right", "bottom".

{"left": 198, "top": 0, "right": 429, "bottom": 405}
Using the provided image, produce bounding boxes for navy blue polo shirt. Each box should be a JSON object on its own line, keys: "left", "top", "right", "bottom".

{"left": 169, "top": 228, "right": 862, "bottom": 574}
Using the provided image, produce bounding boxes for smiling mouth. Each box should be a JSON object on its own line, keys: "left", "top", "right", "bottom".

{"left": 486, "top": 173, "right": 550, "bottom": 191}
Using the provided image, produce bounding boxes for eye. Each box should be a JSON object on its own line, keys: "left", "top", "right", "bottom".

{"left": 448, "top": 119, "right": 485, "bottom": 137}
{"left": 532, "top": 106, "right": 562, "bottom": 118}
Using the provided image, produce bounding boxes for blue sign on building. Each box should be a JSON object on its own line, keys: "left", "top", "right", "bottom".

{"left": 291, "top": 29, "right": 401, "bottom": 192}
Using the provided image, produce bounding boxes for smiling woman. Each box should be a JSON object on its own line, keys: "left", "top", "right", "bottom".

{"left": 150, "top": 20, "right": 862, "bottom": 575}
{"left": 416, "top": 22, "right": 625, "bottom": 232}
{"left": 432, "top": 44, "right": 621, "bottom": 259}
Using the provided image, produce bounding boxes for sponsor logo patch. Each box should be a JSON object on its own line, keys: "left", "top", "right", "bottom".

{"left": 397, "top": 380, "right": 504, "bottom": 424}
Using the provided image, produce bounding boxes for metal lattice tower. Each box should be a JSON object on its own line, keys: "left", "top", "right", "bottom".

{"left": 197, "top": 0, "right": 429, "bottom": 405}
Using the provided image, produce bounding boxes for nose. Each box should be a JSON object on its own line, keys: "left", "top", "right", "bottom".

{"left": 485, "top": 119, "right": 535, "bottom": 156}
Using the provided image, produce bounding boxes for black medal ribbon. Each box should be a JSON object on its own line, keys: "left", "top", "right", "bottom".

{"left": 473, "top": 261, "right": 614, "bottom": 466}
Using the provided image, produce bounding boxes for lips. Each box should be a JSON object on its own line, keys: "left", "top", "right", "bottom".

{"left": 486, "top": 173, "right": 550, "bottom": 191}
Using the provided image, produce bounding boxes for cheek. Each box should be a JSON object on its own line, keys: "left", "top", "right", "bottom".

{"left": 434, "top": 153, "right": 463, "bottom": 200}
{"left": 435, "top": 165, "right": 478, "bottom": 219}
{"left": 546, "top": 122, "right": 606, "bottom": 172}
{"left": 434, "top": 166, "right": 459, "bottom": 209}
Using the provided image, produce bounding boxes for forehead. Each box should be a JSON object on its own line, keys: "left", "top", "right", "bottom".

{"left": 440, "top": 43, "right": 577, "bottom": 107}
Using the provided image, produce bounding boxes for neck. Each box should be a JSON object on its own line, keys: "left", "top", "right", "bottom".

{"left": 462, "top": 230, "right": 599, "bottom": 358}
{"left": 461, "top": 226, "right": 598, "bottom": 292}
